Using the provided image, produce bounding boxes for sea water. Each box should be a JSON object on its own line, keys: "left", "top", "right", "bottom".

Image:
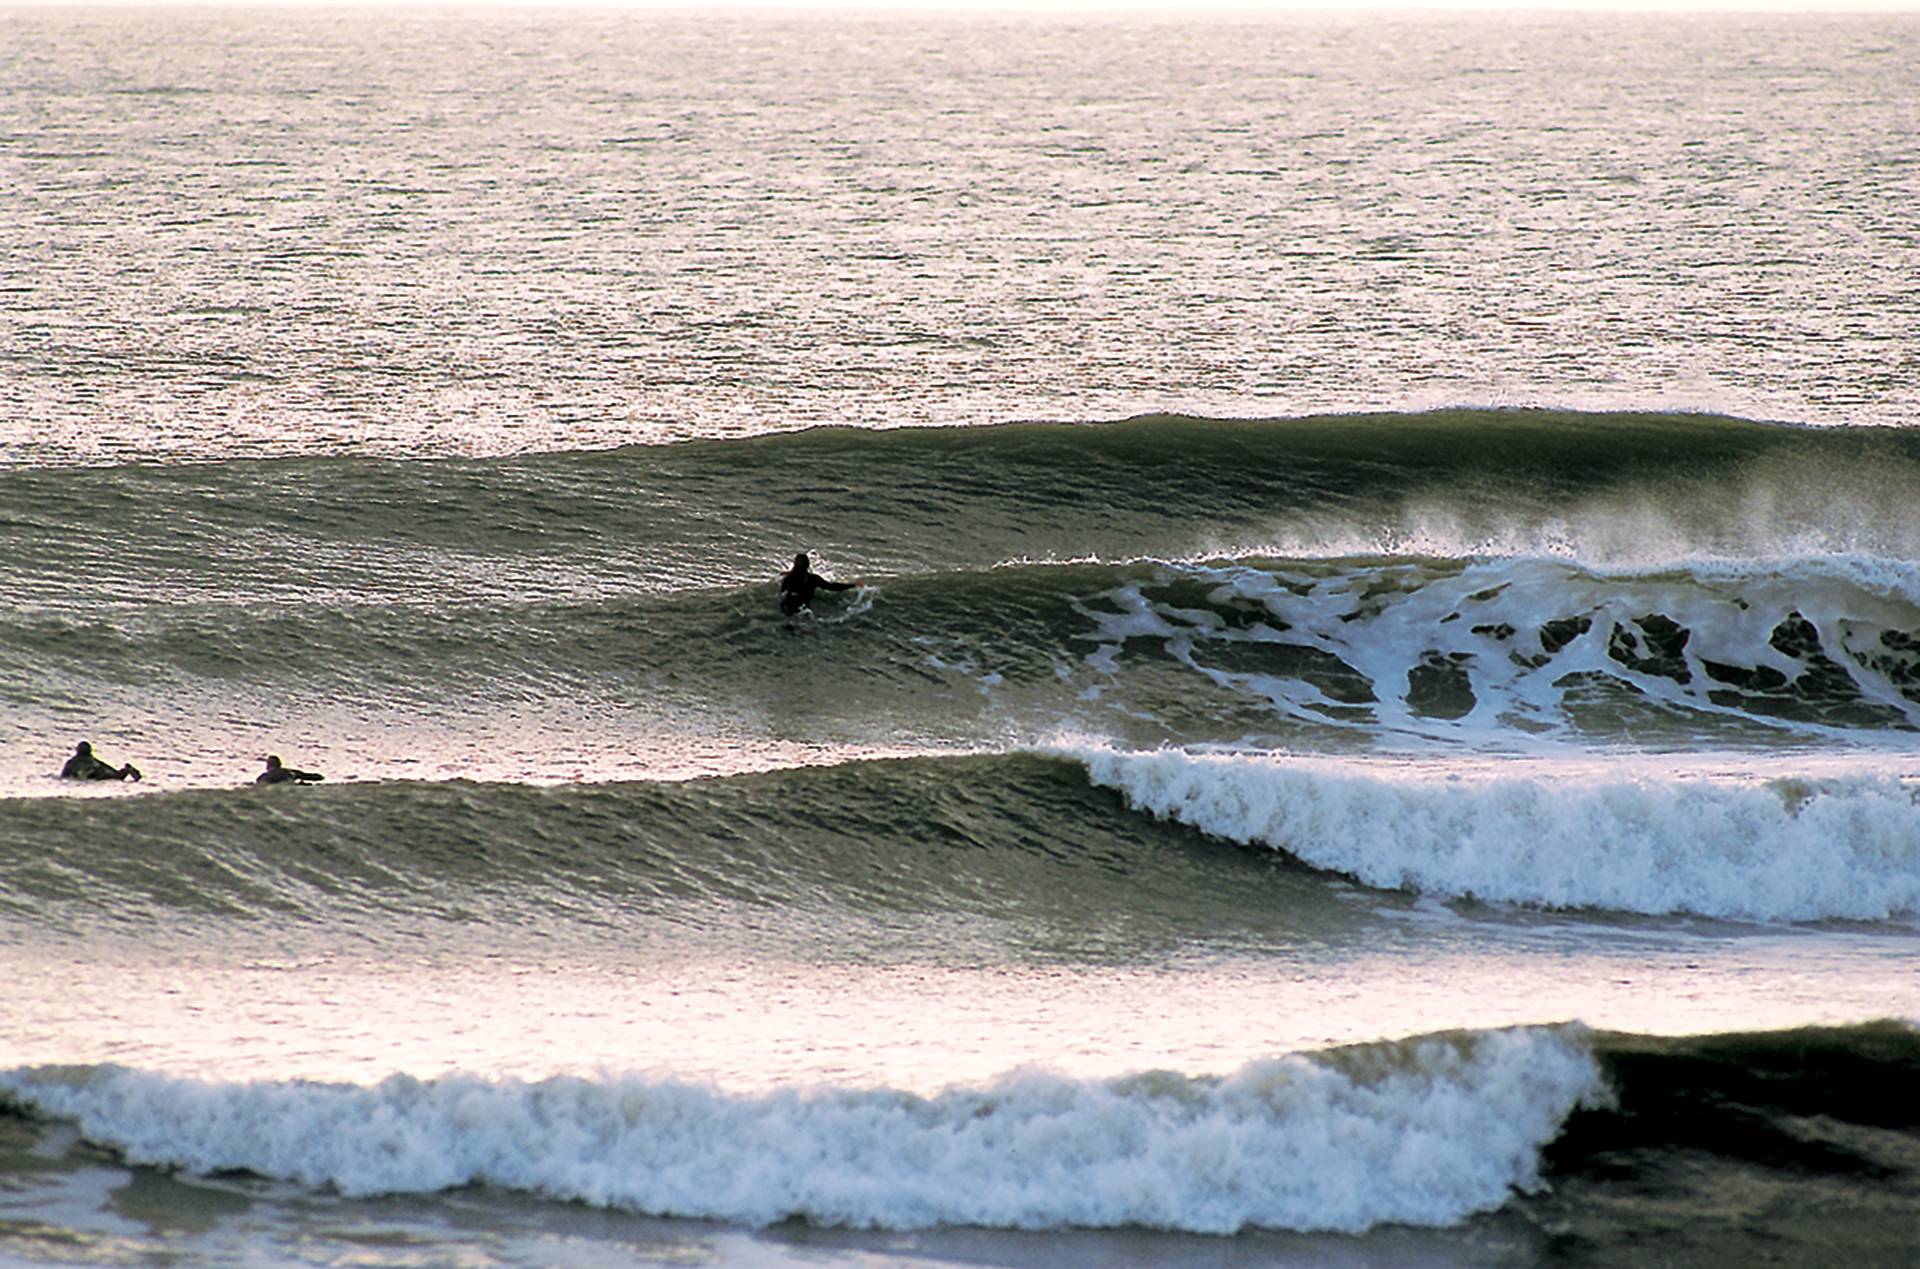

{"left": 2, "top": 10, "right": 1918, "bottom": 1267}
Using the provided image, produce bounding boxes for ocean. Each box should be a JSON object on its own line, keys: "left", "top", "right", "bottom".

{"left": 2, "top": 8, "right": 1918, "bottom": 1267}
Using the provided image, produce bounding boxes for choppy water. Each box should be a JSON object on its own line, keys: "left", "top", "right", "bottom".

{"left": 3, "top": 10, "right": 1918, "bottom": 1268}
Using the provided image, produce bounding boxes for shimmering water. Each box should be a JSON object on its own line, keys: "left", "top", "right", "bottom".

{"left": 5, "top": 10, "right": 1917, "bottom": 466}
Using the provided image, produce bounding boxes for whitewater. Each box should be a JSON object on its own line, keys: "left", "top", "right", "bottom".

{"left": 3, "top": 9, "right": 1919, "bottom": 1268}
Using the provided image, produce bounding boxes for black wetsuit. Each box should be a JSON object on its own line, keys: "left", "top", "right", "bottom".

{"left": 258, "top": 762, "right": 322, "bottom": 785}
{"left": 60, "top": 748, "right": 139, "bottom": 781}
{"left": 780, "top": 566, "right": 853, "bottom": 615}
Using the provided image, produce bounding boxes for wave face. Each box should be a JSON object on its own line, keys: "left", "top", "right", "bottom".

{"left": 0, "top": 755, "right": 1252, "bottom": 942}
{"left": 0, "top": 1026, "right": 1608, "bottom": 1235}
{"left": 1538, "top": 1022, "right": 1920, "bottom": 1262}
{"left": 7, "top": 413, "right": 1920, "bottom": 603}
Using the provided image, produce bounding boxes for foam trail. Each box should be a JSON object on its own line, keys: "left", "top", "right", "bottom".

{"left": 2, "top": 1027, "right": 1605, "bottom": 1235}
{"left": 1080, "top": 554, "right": 1920, "bottom": 743}
{"left": 1073, "top": 747, "right": 1920, "bottom": 922}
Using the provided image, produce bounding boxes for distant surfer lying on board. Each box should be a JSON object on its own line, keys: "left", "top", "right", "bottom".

{"left": 258, "top": 755, "right": 323, "bottom": 785}
{"left": 60, "top": 741, "right": 141, "bottom": 782}
{"left": 779, "top": 552, "right": 856, "bottom": 616}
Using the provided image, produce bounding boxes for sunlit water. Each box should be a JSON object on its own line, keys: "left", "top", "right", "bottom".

{"left": 6, "top": 914, "right": 1916, "bottom": 1094}
{"left": 3, "top": 11, "right": 1916, "bottom": 465}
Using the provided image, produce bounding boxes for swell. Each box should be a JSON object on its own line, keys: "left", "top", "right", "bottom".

{"left": 5, "top": 749, "right": 1917, "bottom": 932}
{"left": 0, "top": 753, "right": 1340, "bottom": 954}
{"left": 6, "top": 411, "right": 1919, "bottom": 614}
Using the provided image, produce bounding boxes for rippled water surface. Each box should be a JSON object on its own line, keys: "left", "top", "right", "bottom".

{"left": 4, "top": 10, "right": 1917, "bottom": 464}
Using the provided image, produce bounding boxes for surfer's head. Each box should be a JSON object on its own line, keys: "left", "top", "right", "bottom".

{"left": 792, "top": 552, "right": 810, "bottom": 572}
{"left": 74, "top": 741, "right": 91, "bottom": 757}
{"left": 265, "top": 755, "right": 282, "bottom": 770}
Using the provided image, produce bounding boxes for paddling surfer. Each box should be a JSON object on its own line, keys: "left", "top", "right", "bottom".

{"left": 257, "top": 755, "right": 323, "bottom": 785}
{"left": 779, "top": 552, "right": 855, "bottom": 616}
{"left": 60, "top": 741, "right": 141, "bottom": 782}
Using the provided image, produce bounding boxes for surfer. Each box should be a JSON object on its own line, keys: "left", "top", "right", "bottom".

{"left": 257, "top": 755, "right": 323, "bottom": 785}
{"left": 779, "top": 552, "right": 855, "bottom": 616}
{"left": 60, "top": 741, "right": 141, "bottom": 782}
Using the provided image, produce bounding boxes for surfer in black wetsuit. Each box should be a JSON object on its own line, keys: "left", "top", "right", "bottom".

{"left": 257, "top": 755, "right": 323, "bottom": 785}
{"left": 60, "top": 741, "right": 141, "bottom": 782}
{"left": 779, "top": 552, "right": 855, "bottom": 616}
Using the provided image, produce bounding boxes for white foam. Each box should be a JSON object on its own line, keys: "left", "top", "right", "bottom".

{"left": 1072, "top": 746, "right": 1920, "bottom": 922}
{"left": 1241, "top": 443, "right": 1920, "bottom": 576}
{"left": 1078, "top": 554, "right": 1920, "bottom": 742}
{"left": 0, "top": 1026, "right": 1605, "bottom": 1236}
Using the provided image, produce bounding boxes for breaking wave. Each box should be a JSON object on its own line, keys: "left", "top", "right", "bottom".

{"left": 8, "top": 1021, "right": 1915, "bottom": 1238}
{"left": 1073, "top": 746, "right": 1920, "bottom": 922}
{"left": 0, "top": 1025, "right": 1607, "bottom": 1235}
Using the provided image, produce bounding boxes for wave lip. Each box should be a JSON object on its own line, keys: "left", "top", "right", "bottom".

{"left": 1072, "top": 746, "right": 1920, "bottom": 923}
{"left": 0, "top": 1026, "right": 1605, "bottom": 1236}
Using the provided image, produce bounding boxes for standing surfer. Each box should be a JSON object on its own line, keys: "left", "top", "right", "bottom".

{"left": 779, "top": 552, "right": 855, "bottom": 616}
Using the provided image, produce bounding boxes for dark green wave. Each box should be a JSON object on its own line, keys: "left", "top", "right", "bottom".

{"left": 0, "top": 753, "right": 1350, "bottom": 956}
{"left": 6, "top": 411, "right": 1916, "bottom": 612}
{"left": 1533, "top": 1022, "right": 1920, "bottom": 1264}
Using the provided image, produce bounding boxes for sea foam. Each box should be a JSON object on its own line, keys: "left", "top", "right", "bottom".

{"left": 1, "top": 1026, "right": 1605, "bottom": 1235}
{"left": 1073, "top": 746, "right": 1920, "bottom": 922}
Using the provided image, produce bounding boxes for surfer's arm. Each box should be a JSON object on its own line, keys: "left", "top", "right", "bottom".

{"left": 820, "top": 579, "right": 855, "bottom": 592}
